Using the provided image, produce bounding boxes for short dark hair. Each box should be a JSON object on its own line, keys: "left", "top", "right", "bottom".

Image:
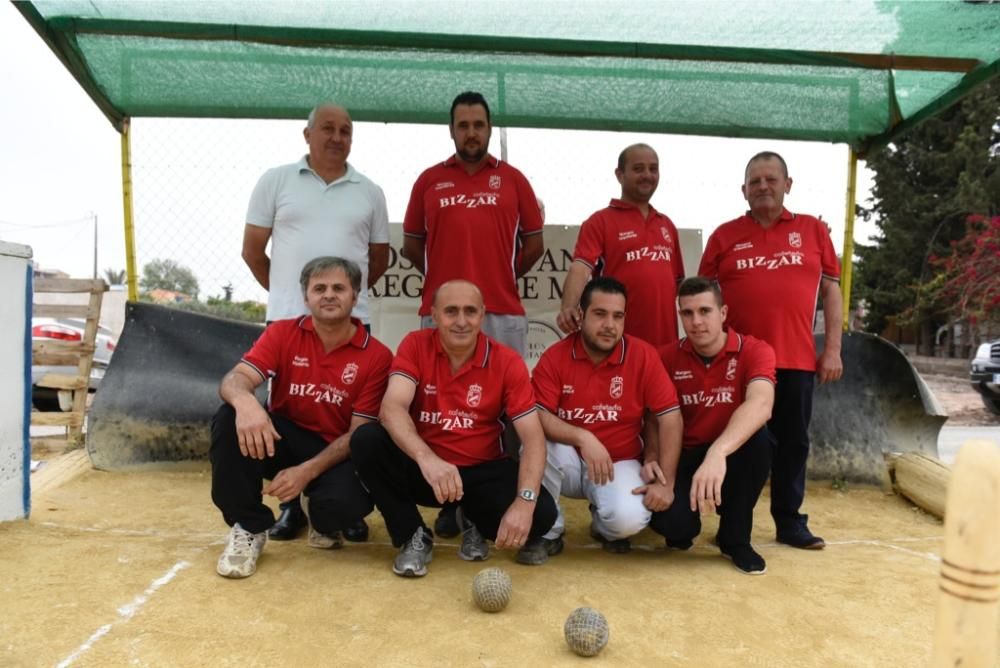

{"left": 299, "top": 256, "right": 362, "bottom": 296}
{"left": 678, "top": 276, "right": 723, "bottom": 307}
{"left": 745, "top": 151, "right": 789, "bottom": 179}
{"left": 450, "top": 91, "right": 491, "bottom": 126}
{"left": 617, "top": 143, "right": 656, "bottom": 171}
{"left": 580, "top": 276, "right": 628, "bottom": 312}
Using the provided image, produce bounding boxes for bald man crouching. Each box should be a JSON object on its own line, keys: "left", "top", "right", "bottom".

{"left": 350, "top": 280, "right": 557, "bottom": 577}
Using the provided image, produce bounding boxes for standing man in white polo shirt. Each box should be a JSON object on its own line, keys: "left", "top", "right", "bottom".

{"left": 242, "top": 102, "right": 390, "bottom": 541}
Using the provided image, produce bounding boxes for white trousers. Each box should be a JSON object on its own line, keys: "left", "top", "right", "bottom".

{"left": 541, "top": 441, "right": 651, "bottom": 541}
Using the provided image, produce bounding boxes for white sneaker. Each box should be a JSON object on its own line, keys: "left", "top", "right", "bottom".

{"left": 217, "top": 523, "right": 267, "bottom": 578}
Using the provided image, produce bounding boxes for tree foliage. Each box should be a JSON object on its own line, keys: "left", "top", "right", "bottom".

{"left": 102, "top": 267, "right": 126, "bottom": 286}
{"left": 854, "top": 79, "right": 1000, "bottom": 345}
{"left": 922, "top": 215, "right": 1000, "bottom": 335}
{"left": 140, "top": 258, "right": 200, "bottom": 298}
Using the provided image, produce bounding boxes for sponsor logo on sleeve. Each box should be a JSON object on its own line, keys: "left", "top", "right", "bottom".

{"left": 423, "top": 384, "right": 437, "bottom": 395}
{"left": 292, "top": 356, "right": 310, "bottom": 368}
{"left": 562, "top": 385, "right": 575, "bottom": 394}
{"left": 673, "top": 370, "right": 694, "bottom": 380}
{"left": 734, "top": 242, "right": 754, "bottom": 251}
{"left": 434, "top": 181, "right": 455, "bottom": 190}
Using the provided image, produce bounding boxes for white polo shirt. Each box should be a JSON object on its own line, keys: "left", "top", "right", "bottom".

{"left": 246, "top": 156, "right": 390, "bottom": 323}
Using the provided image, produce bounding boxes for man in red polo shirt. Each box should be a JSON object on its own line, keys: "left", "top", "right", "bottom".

{"left": 557, "top": 143, "right": 685, "bottom": 347}
{"left": 350, "top": 280, "right": 557, "bottom": 577}
{"left": 402, "top": 90, "right": 544, "bottom": 357}
{"left": 403, "top": 90, "right": 546, "bottom": 539}
{"left": 699, "top": 151, "right": 842, "bottom": 550}
{"left": 651, "top": 277, "right": 776, "bottom": 574}
{"left": 210, "top": 257, "right": 392, "bottom": 578}
{"left": 521, "top": 277, "right": 683, "bottom": 563}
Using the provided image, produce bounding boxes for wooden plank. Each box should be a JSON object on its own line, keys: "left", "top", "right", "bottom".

{"left": 32, "top": 340, "right": 95, "bottom": 355}
{"left": 33, "top": 303, "right": 93, "bottom": 319}
{"left": 34, "top": 352, "right": 86, "bottom": 366}
{"left": 33, "top": 278, "right": 107, "bottom": 294}
{"left": 33, "top": 373, "right": 87, "bottom": 391}
{"left": 30, "top": 411, "right": 84, "bottom": 428}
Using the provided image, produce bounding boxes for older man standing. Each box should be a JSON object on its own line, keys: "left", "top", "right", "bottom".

{"left": 699, "top": 151, "right": 842, "bottom": 550}
{"left": 350, "top": 280, "right": 557, "bottom": 578}
{"left": 242, "top": 103, "right": 390, "bottom": 541}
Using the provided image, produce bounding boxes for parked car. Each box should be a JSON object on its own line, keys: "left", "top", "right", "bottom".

{"left": 31, "top": 317, "right": 117, "bottom": 412}
{"left": 970, "top": 339, "right": 1000, "bottom": 416}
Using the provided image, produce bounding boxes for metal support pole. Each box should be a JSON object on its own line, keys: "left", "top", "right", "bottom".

{"left": 840, "top": 147, "right": 858, "bottom": 331}
{"left": 120, "top": 118, "right": 138, "bottom": 301}
{"left": 499, "top": 127, "right": 508, "bottom": 163}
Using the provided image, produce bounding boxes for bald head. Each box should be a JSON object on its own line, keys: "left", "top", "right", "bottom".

{"left": 432, "top": 280, "right": 484, "bottom": 309}
{"left": 617, "top": 143, "right": 657, "bottom": 171}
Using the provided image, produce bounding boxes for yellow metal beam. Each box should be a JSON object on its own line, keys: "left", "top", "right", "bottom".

{"left": 120, "top": 118, "right": 138, "bottom": 301}
{"left": 841, "top": 147, "right": 858, "bottom": 331}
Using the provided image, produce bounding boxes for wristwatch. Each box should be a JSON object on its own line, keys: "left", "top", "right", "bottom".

{"left": 519, "top": 488, "right": 537, "bottom": 502}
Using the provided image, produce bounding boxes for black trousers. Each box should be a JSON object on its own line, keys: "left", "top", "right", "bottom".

{"left": 649, "top": 427, "right": 772, "bottom": 549}
{"left": 350, "top": 422, "right": 557, "bottom": 547}
{"left": 768, "top": 370, "right": 815, "bottom": 532}
{"left": 210, "top": 403, "right": 373, "bottom": 535}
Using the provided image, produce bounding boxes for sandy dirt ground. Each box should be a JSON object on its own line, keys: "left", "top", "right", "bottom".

{"left": 4, "top": 457, "right": 991, "bottom": 668}
{"left": 8, "top": 371, "right": 996, "bottom": 666}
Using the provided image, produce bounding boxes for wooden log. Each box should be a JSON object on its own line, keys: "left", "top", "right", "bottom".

{"left": 891, "top": 452, "right": 951, "bottom": 519}
{"left": 30, "top": 411, "right": 84, "bottom": 428}
{"left": 931, "top": 439, "right": 1000, "bottom": 667}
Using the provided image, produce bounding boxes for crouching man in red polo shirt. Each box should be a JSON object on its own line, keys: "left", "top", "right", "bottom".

{"left": 350, "top": 280, "right": 558, "bottom": 577}
{"left": 650, "top": 277, "right": 776, "bottom": 575}
{"left": 518, "top": 276, "right": 683, "bottom": 563}
{"left": 210, "top": 257, "right": 392, "bottom": 578}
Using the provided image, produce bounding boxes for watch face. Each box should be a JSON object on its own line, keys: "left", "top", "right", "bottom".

{"left": 520, "top": 489, "right": 536, "bottom": 501}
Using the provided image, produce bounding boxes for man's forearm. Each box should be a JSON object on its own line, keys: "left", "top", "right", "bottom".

{"left": 560, "top": 261, "right": 591, "bottom": 312}
{"left": 656, "top": 412, "right": 683, "bottom": 486}
{"left": 707, "top": 396, "right": 770, "bottom": 459}
{"left": 822, "top": 280, "right": 844, "bottom": 351}
{"left": 382, "top": 403, "right": 438, "bottom": 464}
{"left": 244, "top": 255, "right": 270, "bottom": 291}
{"left": 537, "top": 410, "right": 587, "bottom": 448}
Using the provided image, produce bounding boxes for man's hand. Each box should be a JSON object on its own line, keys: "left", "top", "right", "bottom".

{"left": 495, "top": 498, "right": 533, "bottom": 549}
{"left": 578, "top": 433, "right": 614, "bottom": 485}
{"left": 234, "top": 402, "right": 281, "bottom": 459}
{"left": 417, "top": 454, "right": 463, "bottom": 504}
{"left": 690, "top": 450, "right": 727, "bottom": 513}
{"left": 817, "top": 348, "right": 843, "bottom": 384}
{"left": 556, "top": 304, "right": 582, "bottom": 334}
{"left": 263, "top": 464, "right": 312, "bottom": 503}
{"left": 632, "top": 481, "right": 675, "bottom": 512}
{"left": 640, "top": 460, "right": 668, "bottom": 486}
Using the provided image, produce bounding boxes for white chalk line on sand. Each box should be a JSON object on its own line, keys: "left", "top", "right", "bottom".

{"left": 55, "top": 560, "right": 192, "bottom": 668}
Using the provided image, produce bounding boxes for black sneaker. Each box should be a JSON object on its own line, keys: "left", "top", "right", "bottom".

{"left": 269, "top": 504, "right": 307, "bottom": 541}
{"left": 434, "top": 506, "right": 460, "bottom": 539}
{"left": 344, "top": 519, "right": 369, "bottom": 543}
{"left": 515, "top": 536, "right": 564, "bottom": 565}
{"left": 665, "top": 538, "right": 693, "bottom": 551}
{"left": 721, "top": 544, "right": 767, "bottom": 575}
{"left": 590, "top": 525, "right": 630, "bottom": 554}
{"left": 776, "top": 526, "right": 825, "bottom": 550}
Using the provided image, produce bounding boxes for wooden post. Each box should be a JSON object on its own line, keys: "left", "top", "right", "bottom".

{"left": 932, "top": 439, "right": 1000, "bottom": 667}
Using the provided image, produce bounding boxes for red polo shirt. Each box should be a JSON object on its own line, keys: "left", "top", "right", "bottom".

{"left": 532, "top": 333, "right": 680, "bottom": 462}
{"left": 403, "top": 154, "right": 544, "bottom": 316}
{"left": 573, "top": 199, "right": 685, "bottom": 346}
{"left": 391, "top": 329, "right": 536, "bottom": 466}
{"left": 658, "top": 329, "right": 776, "bottom": 448}
{"left": 241, "top": 317, "right": 392, "bottom": 443}
{"left": 699, "top": 208, "right": 839, "bottom": 371}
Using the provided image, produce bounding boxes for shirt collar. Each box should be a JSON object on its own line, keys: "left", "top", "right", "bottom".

{"left": 679, "top": 328, "right": 742, "bottom": 358}
{"left": 297, "top": 316, "right": 369, "bottom": 349}
{"left": 433, "top": 330, "right": 491, "bottom": 369}
{"left": 608, "top": 198, "right": 660, "bottom": 216}
{"left": 443, "top": 153, "right": 501, "bottom": 169}
{"left": 297, "top": 155, "right": 360, "bottom": 184}
{"left": 570, "top": 332, "right": 626, "bottom": 367}
{"left": 743, "top": 207, "right": 794, "bottom": 223}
